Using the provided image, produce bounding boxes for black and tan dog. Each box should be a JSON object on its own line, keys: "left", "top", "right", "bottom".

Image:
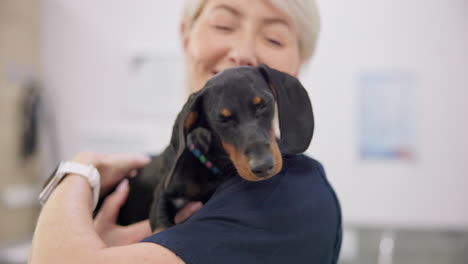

{"left": 115, "top": 64, "right": 314, "bottom": 231}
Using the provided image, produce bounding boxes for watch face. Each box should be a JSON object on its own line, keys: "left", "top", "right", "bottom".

{"left": 41, "top": 164, "right": 60, "bottom": 190}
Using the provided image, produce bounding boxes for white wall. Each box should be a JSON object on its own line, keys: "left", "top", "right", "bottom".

{"left": 307, "top": 0, "right": 468, "bottom": 229}
{"left": 39, "top": 0, "right": 187, "bottom": 157}
{"left": 40, "top": 0, "right": 468, "bottom": 229}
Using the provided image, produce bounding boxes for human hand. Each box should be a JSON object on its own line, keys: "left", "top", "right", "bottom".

{"left": 94, "top": 179, "right": 152, "bottom": 246}
{"left": 151, "top": 201, "right": 204, "bottom": 234}
{"left": 94, "top": 178, "right": 203, "bottom": 245}
{"left": 71, "top": 151, "right": 151, "bottom": 195}
{"left": 174, "top": 201, "right": 203, "bottom": 224}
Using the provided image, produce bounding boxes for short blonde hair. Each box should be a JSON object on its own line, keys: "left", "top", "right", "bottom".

{"left": 181, "top": 0, "right": 321, "bottom": 64}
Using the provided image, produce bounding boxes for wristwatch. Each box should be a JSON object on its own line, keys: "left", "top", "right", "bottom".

{"left": 39, "top": 161, "right": 101, "bottom": 211}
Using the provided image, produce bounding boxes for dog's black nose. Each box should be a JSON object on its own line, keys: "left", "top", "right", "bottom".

{"left": 248, "top": 155, "right": 274, "bottom": 178}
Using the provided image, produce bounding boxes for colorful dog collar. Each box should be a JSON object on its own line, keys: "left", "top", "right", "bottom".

{"left": 187, "top": 143, "right": 221, "bottom": 175}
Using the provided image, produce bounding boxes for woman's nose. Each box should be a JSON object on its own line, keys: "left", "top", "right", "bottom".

{"left": 228, "top": 38, "right": 258, "bottom": 66}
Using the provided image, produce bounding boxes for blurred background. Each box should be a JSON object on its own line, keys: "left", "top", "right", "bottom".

{"left": 0, "top": 0, "right": 467, "bottom": 263}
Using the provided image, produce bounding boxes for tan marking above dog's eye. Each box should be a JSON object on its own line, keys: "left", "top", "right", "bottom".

{"left": 253, "top": 96, "right": 262, "bottom": 105}
{"left": 184, "top": 112, "right": 198, "bottom": 131}
{"left": 221, "top": 108, "right": 232, "bottom": 117}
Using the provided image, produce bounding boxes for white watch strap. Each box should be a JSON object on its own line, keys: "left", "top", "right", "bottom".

{"left": 39, "top": 161, "right": 101, "bottom": 211}
{"left": 61, "top": 162, "right": 101, "bottom": 210}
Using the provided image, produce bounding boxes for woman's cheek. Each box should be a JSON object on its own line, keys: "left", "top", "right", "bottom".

{"left": 279, "top": 53, "right": 300, "bottom": 76}
{"left": 190, "top": 27, "right": 226, "bottom": 63}
{"left": 259, "top": 48, "right": 300, "bottom": 76}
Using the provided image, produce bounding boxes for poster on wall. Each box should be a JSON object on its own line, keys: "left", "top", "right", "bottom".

{"left": 358, "top": 70, "right": 418, "bottom": 160}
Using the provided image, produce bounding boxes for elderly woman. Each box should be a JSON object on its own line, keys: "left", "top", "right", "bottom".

{"left": 29, "top": 0, "right": 341, "bottom": 263}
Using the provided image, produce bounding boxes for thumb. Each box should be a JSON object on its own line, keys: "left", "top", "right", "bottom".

{"left": 103, "top": 154, "right": 151, "bottom": 176}
{"left": 123, "top": 220, "right": 152, "bottom": 242}
{"left": 174, "top": 201, "right": 203, "bottom": 224}
{"left": 95, "top": 179, "right": 129, "bottom": 225}
{"left": 98, "top": 154, "right": 151, "bottom": 192}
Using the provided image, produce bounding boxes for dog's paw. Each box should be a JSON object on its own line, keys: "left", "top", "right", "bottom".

{"left": 187, "top": 127, "right": 212, "bottom": 153}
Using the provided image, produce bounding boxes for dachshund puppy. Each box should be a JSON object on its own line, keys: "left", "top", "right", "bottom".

{"left": 116, "top": 64, "right": 314, "bottom": 231}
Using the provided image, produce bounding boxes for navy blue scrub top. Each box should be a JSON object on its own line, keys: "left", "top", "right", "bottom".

{"left": 142, "top": 153, "right": 342, "bottom": 264}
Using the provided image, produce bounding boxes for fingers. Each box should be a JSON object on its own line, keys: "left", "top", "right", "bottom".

{"left": 96, "top": 219, "right": 152, "bottom": 247}
{"left": 95, "top": 179, "right": 130, "bottom": 226}
{"left": 174, "top": 201, "right": 203, "bottom": 224}
{"left": 100, "top": 153, "right": 151, "bottom": 193}
{"left": 72, "top": 151, "right": 151, "bottom": 173}
{"left": 100, "top": 153, "right": 151, "bottom": 174}
{"left": 123, "top": 220, "right": 152, "bottom": 242}
{"left": 72, "top": 151, "right": 151, "bottom": 193}
{"left": 72, "top": 151, "right": 102, "bottom": 166}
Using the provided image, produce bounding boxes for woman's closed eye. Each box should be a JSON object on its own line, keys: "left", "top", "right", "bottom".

{"left": 213, "top": 24, "right": 234, "bottom": 32}
{"left": 266, "top": 38, "right": 283, "bottom": 47}
{"left": 262, "top": 23, "right": 292, "bottom": 48}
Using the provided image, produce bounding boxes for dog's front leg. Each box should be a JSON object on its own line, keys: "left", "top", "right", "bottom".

{"left": 149, "top": 190, "right": 176, "bottom": 231}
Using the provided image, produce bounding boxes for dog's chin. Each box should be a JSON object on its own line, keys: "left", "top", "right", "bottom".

{"left": 221, "top": 139, "right": 283, "bottom": 182}
{"left": 238, "top": 174, "right": 272, "bottom": 182}
{"left": 238, "top": 165, "right": 282, "bottom": 182}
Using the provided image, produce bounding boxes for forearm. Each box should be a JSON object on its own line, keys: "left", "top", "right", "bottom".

{"left": 29, "top": 152, "right": 184, "bottom": 264}
{"left": 30, "top": 175, "right": 105, "bottom": 263}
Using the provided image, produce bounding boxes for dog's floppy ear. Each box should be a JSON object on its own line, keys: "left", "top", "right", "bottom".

{"left": 163, "top": 90, "right": 204, "bottom": 189}
{"left": 258, "top": 64, "right": 314, "bottom": 154}
{"left": 173, "top": 90, "right": 204, "bottom": 148}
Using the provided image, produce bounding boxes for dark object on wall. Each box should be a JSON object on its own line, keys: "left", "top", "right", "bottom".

{"left": 19, "top": 81, "right": 41, "bottom": 160}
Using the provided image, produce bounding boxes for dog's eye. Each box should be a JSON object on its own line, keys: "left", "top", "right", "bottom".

{"left": 219, "top": 115, "right": 234, "bottom": 124}
{"left": 255, "top": 101, "right": 272, "bottom": 119}
{"left": 255, "top": 102, "right": 267, "bottom": 112}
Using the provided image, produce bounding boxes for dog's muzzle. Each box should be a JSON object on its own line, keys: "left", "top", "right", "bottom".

{"left": 245, "top": 144, "right": 275, "bottom": 178}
